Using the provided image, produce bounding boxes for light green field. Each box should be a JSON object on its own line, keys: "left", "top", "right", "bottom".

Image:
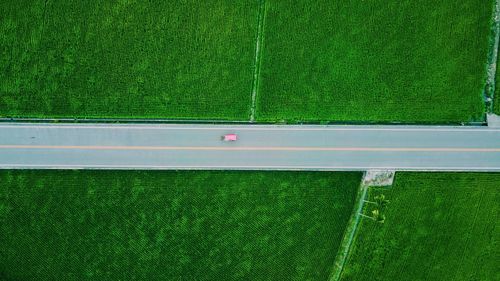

{"left": 257, "top": 0, "right": 492, "bottom": 123}
{"left": 0, "top": 170, "right": 361, "bottom": 280}
{"left": 495, "top": 46, "right": 500, "bottom": 114}
{"left": 340, "top": 173, "right": 499, "bottom": 281}
{"left": 0, "top": 0, "right": 257, "bottom": 119}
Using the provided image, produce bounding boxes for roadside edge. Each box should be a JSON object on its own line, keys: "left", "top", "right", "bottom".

{"left": 328, "top": 177, "right": 369, "bottom": 281}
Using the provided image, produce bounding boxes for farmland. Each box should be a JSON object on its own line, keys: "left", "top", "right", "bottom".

{"left": 0, "top": 1, "right": 257, "bottom": 119}
{"left": 496, "top": 72, "right": 500, "bottom": 113}
{"left": 257, "top": 0, "right": 492, "bottom": 123}
{"left": 0, "top": 170, "right": 361, "bottom": 280}
{"left": 340, "top": 173, "right": 499, "bottom": 281}
{"left": 495, "top": 49, "right": 500, "bottom": 114}
{"left": 1, "top": 0, "right": 496, "bottom": 122}
{"left": 496, "top": 91, "right": 500, "bottom": 114}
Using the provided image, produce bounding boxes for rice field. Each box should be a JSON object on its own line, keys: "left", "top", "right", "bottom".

{"left": 256, "top": 0, "right": 492, "bottom": 123}
{"left": 340, "top": 173, "right": 500, "bottom": 281}
{"left": 0, "top": 170, "right": 361, "bottom": 280}
{"left": 495, "top": 48, "right": 500, "bottom": 114}
{"left": 1, "top": 0, "right": 495, "bottom": 122}
{"left": 0, "top": 0, "right": 258, "bottom": 119}
{"left": 496, "top": 92, "right": 500, "bottom": 114}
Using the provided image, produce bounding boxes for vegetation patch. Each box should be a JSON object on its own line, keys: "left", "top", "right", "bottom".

{"left": 0, "top": 1, "right": 257, "bottom": 119}
{"left": 0, "top": 170, "right": 361, "bottom": 280}
{"left": 257, "top": 0, "right": 492, "bottom": 123}
{"left": 340, "top": 173, "right": 499, "bottom": 281}
{"left": 495, "top": 45, "right": 500, "bottom": 114}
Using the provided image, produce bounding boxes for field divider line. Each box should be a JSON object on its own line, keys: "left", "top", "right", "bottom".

{"left": 249, "top": 0, "right": 267, "bottom": 122}
{"left": 329, "top": 182, "right": 369, "bottom": 281}
{"left": 1, "top": 124, "right": 499, "bottom": 131}
{"left": 2, "top": 164, "right": 500, "bottom": 171}
{"left": 486, "top": 0, "right": 500, "bottom": 112}
{"left": 452, "top": 187, "right": 485, "bottom": 280}
{"left": 0, "top": 118, "right": 488, "bottom": 127}
{"left": 1, "top": 145, "right": 500, "bottom": 152}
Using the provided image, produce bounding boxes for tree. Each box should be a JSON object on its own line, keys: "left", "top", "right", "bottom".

{"left": 374, "top": 194, "right": 390, "bottom": 209}
{"left": 359, "top": 209, "right": 385, "bottom": 223}
{"left": 371, "top": 209, "right": 386, "bottom": 223}
{"left": 360, "top": 194, "right": 389, "bottom": 224}
{"left": 363, "top": 194, "right": 390, "bottom": 209}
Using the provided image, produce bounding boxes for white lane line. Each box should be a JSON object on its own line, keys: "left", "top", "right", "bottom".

{"left": 0, "top": 125, "right": 499, "bottom": 132}
{"left": 1, "top": 145, "right": 500, "bottom": 152}
{"left": 1, "top": 164, "right": 499, "bottom": 170}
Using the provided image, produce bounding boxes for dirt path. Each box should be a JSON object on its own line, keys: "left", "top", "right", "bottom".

{"left": 485, "top": 0, "right": 500, "bottom": 112}
{"left": 328, "top": 183, "right": 369, "bottom": 281}
{"left": 250, "top": 0, "right": 266, "bottom": 122}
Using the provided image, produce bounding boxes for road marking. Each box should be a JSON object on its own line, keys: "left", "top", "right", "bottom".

{"left": 0, "top": 145, "right": 499, "bottom": 152}
{"left": 1, "top": 124, "right": 499, "bottom": 132}
{"left": 1, "top": 164, "right": 499, "bottom": 171}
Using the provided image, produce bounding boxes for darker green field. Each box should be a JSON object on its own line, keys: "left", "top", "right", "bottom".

{"left": 0, "top": 1, "right": 257, "bottom": 119}
{"left": 0, "top": 170, "right": 360, "bottom": 280}
{"left": 340, "top": 173, "right": 499, "bottom": 281}
{"left": 257, "top": 0, "right": 492, "bottom": 123}
{"left": 496, "top": 92, "right": 500, "bottom": 114}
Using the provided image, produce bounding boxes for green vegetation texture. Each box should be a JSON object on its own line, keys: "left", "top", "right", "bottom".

{"left": 0, "top": 1, "right": 257, "bottom": 119}
{"left": 341, "top": 173, "right": 500, "bottom": 281}
{"left": 257, "top": 0, "right": 492, "bottom": 123}
{"left": 495, "top": 45, "right": 500, "bottom": 114}
{"left": 0, "top": 170, "right": 361, "bottom": 280}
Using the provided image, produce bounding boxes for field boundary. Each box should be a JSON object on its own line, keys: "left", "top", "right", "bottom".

{"left": 0, "top": 117, "right": 487, "bottom": 126}
{"left": 328, "top": 182, "right": 369, "bottom": 281}
{"left": 453, "top": 186, "right": 485, "bottom": 280}
{"left": 249, "top": 0, "right": 267, "bottom": 122}
{"left": 485, "top": 0, "right": 500, "bottom": 113}
{"left": 0, "top": 117, "right": 251, "bottom": 124}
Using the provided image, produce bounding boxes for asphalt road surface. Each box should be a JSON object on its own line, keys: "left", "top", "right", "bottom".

{"left": 1, "top": 123, "right": 499, "bottom": 171}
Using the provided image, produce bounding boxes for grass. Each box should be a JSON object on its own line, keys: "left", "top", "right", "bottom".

{"left": 340, "top": 173, "right": 500, "bottom": 281}
{"left": 0, "top": 1, "right": 257, "bottom": 119}
{"left": 0, "top": 170, "right": 361, "bottom": 280}
{"left": 257, "top": 0, "right": 492, "bottom": 123}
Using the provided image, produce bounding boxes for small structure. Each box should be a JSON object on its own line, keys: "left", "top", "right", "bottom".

{"left": 362, "top": 170, "right": 396, "bottom": 187}
{"left": 487, "top": 114, "right": 500, "bottom": 128}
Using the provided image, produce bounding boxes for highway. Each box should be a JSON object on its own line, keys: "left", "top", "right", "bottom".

{"left": 0, "top": 123, "right": 499, "bottom": 171}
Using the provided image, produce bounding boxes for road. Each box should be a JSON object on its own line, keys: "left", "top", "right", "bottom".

{"left": 0, "top": 123, "right": 499, "bottom": 171}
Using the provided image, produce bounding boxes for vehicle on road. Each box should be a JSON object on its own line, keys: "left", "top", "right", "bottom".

{"left": 222, "top": 134, "right": 238, "bottom": 141}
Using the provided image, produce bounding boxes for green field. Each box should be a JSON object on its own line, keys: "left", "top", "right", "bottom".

{"left": 340, "top": 173, "right": 499, "bottom": 281}
{"left": 0, "top": 170, "right": 360, "bottom": 280}
{"left": 0, "top": 1, "right": 257, "bottom": 119}
{"left": 257, "top": 0, "right": 492, "bottom": 123}
{"left": 495, "top": 47, "right": 500, "bottom": 114}
{"left": 1, "top": 0, "right": 495, "bottom": 122}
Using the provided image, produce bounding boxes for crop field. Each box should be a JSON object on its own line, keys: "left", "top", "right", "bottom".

{"left": 496, "top": 77, "right": 500, "bottom": 114}
{"left": 1, "top": 0, "right": 495, "bottom": 122}
{"left": 0, "top": 170, "right": 361, "bottom": 280}
{"left": 496, "top": 92, "right": 500, "bottom": 114}
{"left": 495, "top": 51, "right": 500, "bottom": 114}
{"left": 340, "top": 173, "right": 499, "bottom": 281}
{"left": 0, "top": 1, "right": 257, "bottom": 119}
{"left": 257, "top": 0, "right": 492, "bottom": 123}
